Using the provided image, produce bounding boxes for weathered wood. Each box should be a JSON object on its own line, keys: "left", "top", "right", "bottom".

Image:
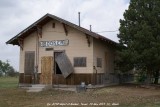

{"left": 86, "top": 34, "right": 91, "bottom": 47}
{"left": 24, "top": 52, "right": 35, "bottom": 75}
{"left": 74, "top": 57, "right": 86, "bottom": 67}
{"left": 55, "top": 52, "right": 74, "bottom": 78}
{"left": 37, "top": 26, "right": 42, "bottom": 38}
{"left": 18, "top": 38, "right": 24, "bottom": 50}
{"left": 97, "top": 58, "right": 102, "bottom": 67}
{"left": 52, "top": 73, "right": 99, "bottom": 85}
{"left": 19, "top": 73, "right": 24, "bottom": 83}
{"left": 40, "top": 56, "right": 53, "bottom": 84}
{"left": 20, "top": 73, "right": 103, "bottom": 85}
{"left": 62, "top": 23, "right": 68, "bottom": 36}
{"left": 24, "top": 75, "right": 32, "bottom": 84}
{"left": 19, "top": 73, "right": 41, "bottom": 84}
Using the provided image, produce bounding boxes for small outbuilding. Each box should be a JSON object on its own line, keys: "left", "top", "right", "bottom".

{"left": 6, "top": 13, "right": 118, "bottom": 86}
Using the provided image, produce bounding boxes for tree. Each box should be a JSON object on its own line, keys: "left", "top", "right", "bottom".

{"left": 0, "top": 60, "right": 4, "bottom": 76}
{"left": 0, "top": 60, "right": 17, "bottom": 77}
{"left": 117, "top": 0, "right": 160, "bottom": 84}
{"left": 6, "top": 66, "right": 17, "bottom": 77}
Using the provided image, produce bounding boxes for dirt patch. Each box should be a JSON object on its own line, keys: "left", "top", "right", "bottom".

{"left": 0, "top": 85, "right": 160, "bottom": 107}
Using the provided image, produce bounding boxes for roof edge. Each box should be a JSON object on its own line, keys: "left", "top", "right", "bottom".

{"left": 6, "top": 13, "right": 118, "bottom": 46}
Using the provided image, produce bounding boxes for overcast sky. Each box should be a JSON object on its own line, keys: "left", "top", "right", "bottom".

{"left": 0, "top": 0, "right": 129, "bottom": 71}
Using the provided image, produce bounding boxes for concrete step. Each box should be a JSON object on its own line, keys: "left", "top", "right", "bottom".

{"left": 19, "top": 83, "right": 32, "bottom": 87}
{"left": 27, "top": 84, "right": 52, "bottom": 92}
{"left": 27, "top": 87, "right": 44, "bottom": 92}
{"left": 31, "top": 84, "right": 46, "bottom": 88}
{"left": 28, "top": 87, "right": 44, "bottom": 90}
{"left": 27, "top": 88, "right": 43, "bottom": 92}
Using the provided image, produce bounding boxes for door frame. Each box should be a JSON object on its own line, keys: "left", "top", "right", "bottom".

{"left": 53, "top": 50, "right": 65, "bottom": 85}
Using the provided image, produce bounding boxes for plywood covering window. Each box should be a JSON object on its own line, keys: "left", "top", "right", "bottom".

{"left": 55, "top": 52, "right": 74, "bottom": 78}
{"left": 74, "top": 57, "right": 86, "bottom": 67}
{"left": 24, "top": 51, "right": 35, "bottom": 75}
{"left": 97, "top": 58, "right": 102, "bottom": 67}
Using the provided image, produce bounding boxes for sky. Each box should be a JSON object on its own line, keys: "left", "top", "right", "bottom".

{"left": 0, "top": 0, "right": 129, "bottom": 71}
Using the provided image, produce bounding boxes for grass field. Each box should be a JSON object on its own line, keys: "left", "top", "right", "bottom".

{"left": 0, "top": 77, "right": 18, "bottom": 88}
{"left": 0, "top": 77, "right": 160, "bottom": 107}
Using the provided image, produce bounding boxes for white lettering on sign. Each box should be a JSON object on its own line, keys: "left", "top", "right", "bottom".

{"left": 39, "top": 39, "right": 69, "bottom": 47}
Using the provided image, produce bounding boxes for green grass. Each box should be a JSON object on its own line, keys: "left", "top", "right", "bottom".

{"left": 0, "top": 77, "right": 18, "bottom": 88}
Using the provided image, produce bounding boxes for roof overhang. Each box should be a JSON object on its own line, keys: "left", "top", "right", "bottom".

{"left": 6, "top": 13, "right": 118, "bottom": 46}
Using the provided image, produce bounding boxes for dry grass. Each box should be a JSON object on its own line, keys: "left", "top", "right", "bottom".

{"left": 0, "top": 77, "right": 160, "bottom": 107}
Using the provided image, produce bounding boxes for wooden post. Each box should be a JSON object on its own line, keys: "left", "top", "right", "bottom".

{"left": 18, "top": 38, "right": 24, "bottom": 50}
{"left": 62, "top": 23, "right": 68, "bottom": 36}
{"left": 86, "top": 34, "right": 91, "bottom": 47}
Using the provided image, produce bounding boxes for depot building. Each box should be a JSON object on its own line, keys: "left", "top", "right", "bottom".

{"left": 6, "top": 13, "right": 118, "bottom": 85}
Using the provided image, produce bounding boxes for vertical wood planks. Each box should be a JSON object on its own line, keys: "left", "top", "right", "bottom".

{"left": 40, "top": 56, "right": 53, "bottom": 84}
{"left": 24, "top": 51, "right": 35, "bottom": 75}
{"left": 55, "top": 52, "right": 74, "bottom": 78}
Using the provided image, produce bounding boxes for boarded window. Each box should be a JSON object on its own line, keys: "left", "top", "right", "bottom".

{"left": 97, "top": 58, "right": 102, "bottom": 67}
{"left": 55, "top": 52, "right": 74, "bottom": 78}
{"left": 24, "top": 51, "right": 35, "bottom": 75}
{"left": 74, "top": 57, "right": 86, "bottom": 67}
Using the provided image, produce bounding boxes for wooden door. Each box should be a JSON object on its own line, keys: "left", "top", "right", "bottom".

{"left": 40, "top": 56, "right": 53, "bottom": 84}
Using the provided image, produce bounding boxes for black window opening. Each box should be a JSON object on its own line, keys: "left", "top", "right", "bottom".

{"left": 97, "top": 58, "right": 102, "bottom": 67}
{"left": 54, "top": 52, "right": 62, "bottom": 74}
{"left": 55, "top": 62, "right": 62, "bottom": 74}
{"left": 74, "top": 57, "right": 87, "bottom": 67}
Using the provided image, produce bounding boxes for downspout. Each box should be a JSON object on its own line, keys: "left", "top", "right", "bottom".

{"left": 37, "top": 30, "right": 40, "bottom": 84}
{"left": 93, "top": 66, "right": 97, "bottom": 85}
{"left": 35, "top": 28, "right": 39, "bottom": 84}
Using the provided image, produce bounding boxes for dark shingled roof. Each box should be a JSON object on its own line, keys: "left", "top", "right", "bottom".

{"left": 6, "top": 13, "right": 118, "bottom": 46}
